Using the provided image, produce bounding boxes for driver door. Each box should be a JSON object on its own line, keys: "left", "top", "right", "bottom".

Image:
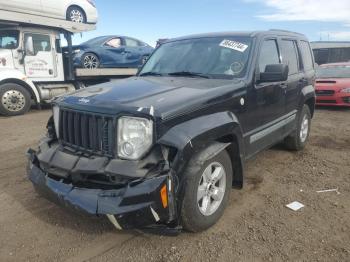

{"left": 23, "top": 33, "right": 56, "bottom": 79}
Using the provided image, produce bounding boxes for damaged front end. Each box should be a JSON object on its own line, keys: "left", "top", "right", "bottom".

{"left": 27, "top": 115, "right": 178, "bottom": 231}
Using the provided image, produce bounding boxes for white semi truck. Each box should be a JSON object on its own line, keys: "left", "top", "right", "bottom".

{"left": 0, "top": 10, "right": 137, "bottom": 116}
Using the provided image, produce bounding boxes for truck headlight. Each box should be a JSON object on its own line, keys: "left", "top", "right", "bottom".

{"left": 52, "top": 105, "right": 60, "bottom": 138}
{"left": 340, "top": 87, "right": 350, "bottom": 93}
{"left": 117, "top": 117, "right": 153, "bottom": 160}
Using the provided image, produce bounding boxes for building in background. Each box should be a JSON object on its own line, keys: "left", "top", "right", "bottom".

{"left": 311, "top": 41, "right": 350, "bottom": 65}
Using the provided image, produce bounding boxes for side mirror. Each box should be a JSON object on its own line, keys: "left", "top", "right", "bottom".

{"left": 259, "top": 64, "right": 289, "bottom": 82}
{"left": 25, "top": 36, "right": 34, "bottom": 56}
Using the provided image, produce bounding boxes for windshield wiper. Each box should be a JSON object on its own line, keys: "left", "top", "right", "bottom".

{"left": 139, "top": 72, "right": 163, "bottom": 77}
{"left": 167, "top": 71, "right": 210, "bottom": 79}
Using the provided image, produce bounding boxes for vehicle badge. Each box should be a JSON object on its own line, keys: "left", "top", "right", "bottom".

{"left": 78, "top": 98, "right": 90, "bottom": 104}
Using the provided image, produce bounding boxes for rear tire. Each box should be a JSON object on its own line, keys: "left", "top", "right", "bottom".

{"left": 181, "top": 149, "right": 232, "bottom": 232}
{"left": 0, "top": 83, "right": 31, "bottom": 116}
{"left": 284, "top": 105, "right": 311, "bottom": 150}
{"left": 66, "top": 6, "right": 87, "bottom": 23}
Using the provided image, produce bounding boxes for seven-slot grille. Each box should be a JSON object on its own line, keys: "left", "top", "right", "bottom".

{"left": 59, "top": 108, "right": 115, "bottom": 157}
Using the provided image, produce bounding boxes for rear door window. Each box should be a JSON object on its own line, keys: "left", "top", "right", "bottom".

{"left": 280, "top": 40, "right": 299, "bottom": 75}
{"left": 259, "top": 39, "right": 280, "bottom": 73}
{"left": 125, "top": 38, "right": 139, "bottom": 47}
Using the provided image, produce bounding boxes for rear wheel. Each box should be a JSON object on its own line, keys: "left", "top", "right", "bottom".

{"left": 284, "top": 105, "right": 311, "bottom": 150}
{"left": 66, "top": 6, "right": 86, "bottom": 23}
{"left": 0, "top": 83, "right": 31, "bottom": 116}
{"left": 181, "top": 149, "right": 232, "bottom": 232}
{"left": 82, "top": 53, "right": 100, "bottom": 69}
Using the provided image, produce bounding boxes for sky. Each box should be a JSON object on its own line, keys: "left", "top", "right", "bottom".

{"left": 72, "top": 0, "right": 350, "bottom": 46}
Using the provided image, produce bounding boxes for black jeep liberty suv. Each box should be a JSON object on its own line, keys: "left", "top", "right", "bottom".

{"left": 27, "top": 30, "right": 316, "bottom": 232}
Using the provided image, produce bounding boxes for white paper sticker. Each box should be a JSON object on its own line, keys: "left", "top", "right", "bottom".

{"left": 220, "top": 40, "right": 248, "bottom": 52}
{"left": 286, "top": 201, "right": 305, "bottom": 211}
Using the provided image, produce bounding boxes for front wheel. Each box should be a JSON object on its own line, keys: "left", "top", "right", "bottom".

{"left": 66, "top": 6, "right": 86, "bottom": 23}
{"left": 0, "top": 83, "right": 31, "bottom": 116}
{"left": 181, "top": 149, "right": 232, "bottom": 232}
{"left": 284, "top": 105, "right": 311, "bottom": 150}
{"left": 82, "top": 53, "right": 100, "bottom": 69}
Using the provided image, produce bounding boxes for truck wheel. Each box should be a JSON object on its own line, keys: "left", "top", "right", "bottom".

{"left": 82, "top": 53, "right": 100, "bottom": 69}
{"left": 284, "top": 105, "right": 311, "bottom": 150}
{"left": 181, "top": 149, "right": 232, "bottom": 232}
{"left": 67, "top": 6, "right": 87, "bottom": 23}
{"left": 0, "top": 83, "right": 31, "bottom": 116}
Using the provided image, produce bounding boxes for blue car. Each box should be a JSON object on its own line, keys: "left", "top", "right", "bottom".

{"left": 71, "top": 36, "right": 154, "bottom": 69}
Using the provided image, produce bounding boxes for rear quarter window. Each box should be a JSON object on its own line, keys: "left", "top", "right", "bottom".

{"left": 300, "top": 41, "right": 314, "bottom": 70}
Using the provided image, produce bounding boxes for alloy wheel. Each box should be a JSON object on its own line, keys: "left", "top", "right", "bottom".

{"left": 300, "top": 114, "right": 309, "bottom": 143}
{"left": 83, "top": 55, "right": 99, "bottom": 69}
{"left": 70, "top": 9, "right": 84, "bottom": 23}
{"left": 197, "top": 162, "right": 226, "bottom": 216}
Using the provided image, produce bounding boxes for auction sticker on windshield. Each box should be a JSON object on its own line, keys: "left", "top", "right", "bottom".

{"left": 220, "top": 40, "right": 248, "bottom": 52}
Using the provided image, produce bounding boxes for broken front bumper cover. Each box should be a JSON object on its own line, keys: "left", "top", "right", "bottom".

{"left": 27, "top": 148, "right": 176, "bottom": 230}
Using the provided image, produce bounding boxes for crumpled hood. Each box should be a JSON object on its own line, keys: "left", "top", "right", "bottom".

{"left": 58, "top": 76, "right": 244, "bottom": 120}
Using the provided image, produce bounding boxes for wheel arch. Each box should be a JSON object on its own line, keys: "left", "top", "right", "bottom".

{"left": 305, "top": 96, "right": 315, "bottom": 118}
{"left": 300, "top": 84, "right": 316, "bottom": 118}
{"left": 158, "top": 111, "right": 245, "bottom": 188}
{"left": 66, "top": 5, "right": 87, "bottom": 21}
{"left": 0, "top": 78, "right": 40, "bottom": 104}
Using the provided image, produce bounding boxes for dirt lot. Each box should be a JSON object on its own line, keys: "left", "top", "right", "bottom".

{"left": 0, "top": 108, "right": 349, "bottom": 262}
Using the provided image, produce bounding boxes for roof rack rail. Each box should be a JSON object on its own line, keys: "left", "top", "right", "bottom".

{"left": 269, "top": 29, "right": 304, "bottom": 36}
{"left": 0, "top": 9, "right": 95, "bottom": 33}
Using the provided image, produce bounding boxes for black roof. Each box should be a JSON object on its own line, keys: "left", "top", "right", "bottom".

{"left": 169, "top": 29, "right": 308, "bottom": 42}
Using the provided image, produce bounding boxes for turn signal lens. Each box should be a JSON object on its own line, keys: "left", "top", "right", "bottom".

{"left": 160, "top": 185, "right": 168, "bottom": 208}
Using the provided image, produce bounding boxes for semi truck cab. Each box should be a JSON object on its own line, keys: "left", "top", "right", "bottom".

{"left": 0, "top": 27, "right": 65, "bottom": 81}
{"left": 0, "top": 9, "right": 136, "bottom": 116}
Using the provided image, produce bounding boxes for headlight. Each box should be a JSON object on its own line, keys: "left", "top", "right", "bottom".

{"left": 52, "top": 105, "right": 60, "bottom": 138}
{"left": 340, "top": 87, "right": 350, "bottom": 93}
{"left": 73, "top": 49, "right": 81, "bottom": 54}
{"left": 117, "top": 117, "right": 153, "bottom": 160}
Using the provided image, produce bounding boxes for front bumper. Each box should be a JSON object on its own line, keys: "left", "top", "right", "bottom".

{"left": 27, "top": 146, "right": 176, "bottom": 230}
{"left": 316, "top": 93, "right": 350, "bottom": 107}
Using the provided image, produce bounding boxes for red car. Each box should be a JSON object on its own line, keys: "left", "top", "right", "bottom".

{"left": 315, "top": 63, "right": 350, "bottom": 107}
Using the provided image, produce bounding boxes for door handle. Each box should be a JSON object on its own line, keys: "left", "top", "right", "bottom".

{"left": 280, "top": 83, "right": 288, "bottom": 89}
{"left": 299, "top": 78, "right": 308, "bottom": 84}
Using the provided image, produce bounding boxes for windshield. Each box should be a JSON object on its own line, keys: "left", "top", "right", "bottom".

{"left": 140, "top": 36, "right": 253, "bottom": 79}
{"left": 316, "top": 65, "right": 350, "bottom": 78}
{"left": 0, "top": 30, "right": 19, "bottom": 49}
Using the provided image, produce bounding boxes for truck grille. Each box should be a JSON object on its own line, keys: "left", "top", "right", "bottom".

{"left": 59, "top": 109, "right": 115, "bottom": 157}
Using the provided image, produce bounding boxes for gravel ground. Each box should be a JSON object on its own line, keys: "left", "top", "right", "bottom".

{"left": 0, "top": 107, "right": 349, "bottom": 262}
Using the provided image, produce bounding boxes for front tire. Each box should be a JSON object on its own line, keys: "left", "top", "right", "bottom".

{"left": 82, "top": 53, "right": 100, "bottom": 69}
{"left": 66, "top": 6, "right": 87, "bottom": 23}
{"left": 284, "top": 105, "right": 311, "bottom": 150}
{"left": 0, "top": 83, "right": 31, "bottom": 116}
{"left": 181, "top": 149, "right": 232, "bottom": 232}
